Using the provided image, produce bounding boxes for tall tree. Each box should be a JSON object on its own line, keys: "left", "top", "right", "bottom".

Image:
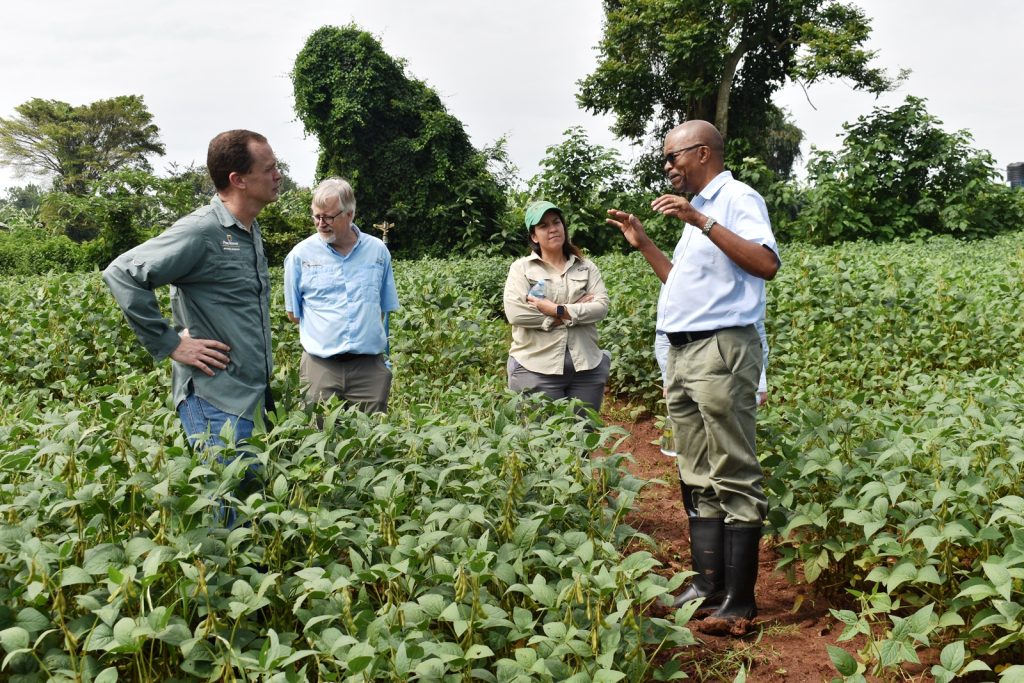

{"left": 292, "top": 24, "right": 507, "bottom": 258}
{"left": 578, "top": 0, "right": 905, "bottom": 176}
{"left": 0, "top": 95, "right": 165, "bottom": 195}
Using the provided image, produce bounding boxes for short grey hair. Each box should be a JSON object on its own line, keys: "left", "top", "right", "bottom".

{"left": 312, "top": 177, "right": 356, "bottom": 215}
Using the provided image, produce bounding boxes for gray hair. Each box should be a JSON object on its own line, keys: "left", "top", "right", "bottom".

{"left": 312, "top": 177, "right": 356, "bottom": 215}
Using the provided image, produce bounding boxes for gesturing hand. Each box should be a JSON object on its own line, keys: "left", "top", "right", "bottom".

{"left": 170, "top": 329, "right": 231, "bottom": 377}
{"left": 651, "top": 194, "right": 698, "bottom": 224}
{"left": 606, "top": 209, "right": 649, "bottom": 250}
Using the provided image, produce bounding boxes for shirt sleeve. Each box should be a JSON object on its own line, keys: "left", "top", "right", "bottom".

{"left": 503, "top": 258, "right": 549, "bottom": 328}
{"left": 728, "top": 191, "right": 778, "bottom": 255}
{"left": 102, "top": 223, "right": 208, "bottom": 360}
{"left": 567, "top": 261, "right": 610, "bottom": 326}
{"left": 380, "top": 251, "right": 399, "bottom": 313}
{"left": 283, "top": 249, "right": 302, "bottom": 319}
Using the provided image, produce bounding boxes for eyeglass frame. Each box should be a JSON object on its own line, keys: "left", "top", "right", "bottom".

{"left": 311, "top": 210, "right": 346, "bottom": 224}
{"left": 663, "top": 143, "right": 706, "bottom": 166}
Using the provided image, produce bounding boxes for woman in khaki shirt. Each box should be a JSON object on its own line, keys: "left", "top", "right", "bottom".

{"left": 503, "top": 200, "right": 611, "bottom": 413}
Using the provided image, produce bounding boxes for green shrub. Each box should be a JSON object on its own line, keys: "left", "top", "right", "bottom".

{"left": 798, "top": 96, "right": 1024, "bottom": 243}
{"left": 0, "top": 231, "right": 89, "bottom": 276}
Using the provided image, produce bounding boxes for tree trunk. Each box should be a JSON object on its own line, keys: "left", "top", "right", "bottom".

{"left": 715, "top": 40, "right": 748, "bottom": 140}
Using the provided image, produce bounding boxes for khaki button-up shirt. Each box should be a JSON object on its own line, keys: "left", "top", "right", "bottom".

{"left": 503, "top": 252, "right": 609, "bottom": 375}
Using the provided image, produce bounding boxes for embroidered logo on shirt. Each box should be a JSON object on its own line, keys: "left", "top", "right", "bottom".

{"left": 221, "top": 233, "right": 241, "bottom": 252}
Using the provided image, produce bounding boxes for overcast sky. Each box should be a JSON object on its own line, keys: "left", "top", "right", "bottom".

{"left": 2, "top": 1, "right": 1021, "bottom": 194}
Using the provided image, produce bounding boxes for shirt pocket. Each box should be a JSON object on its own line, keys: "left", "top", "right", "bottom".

{"left": 211, "top": 253, "right": 258, "bottom": 300}
{"left": 352, "top": 262, "right": 384, "bottom": 303}
{"left": 566, "top": 270, "right": 591, "bottom": 304}
{"left": 301, "top": 261, "right": 335, "bottom": 292}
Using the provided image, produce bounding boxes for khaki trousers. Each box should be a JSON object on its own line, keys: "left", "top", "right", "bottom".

{"left": 666, "top": 325, "right": 767, "bottom": 524}
{"left": 300, "top": 351, "right": 392, "bottom": 415}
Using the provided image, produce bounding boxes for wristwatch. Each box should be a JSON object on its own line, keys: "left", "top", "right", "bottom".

{"left": 701, "top": 216, "right": 716, "bottom": 236}
{"left": 556, "top": 304, "right": 566, "bottom": 319}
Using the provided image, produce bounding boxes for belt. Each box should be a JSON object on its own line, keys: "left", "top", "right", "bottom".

{"left": 327, "top": 352, "right": 373, "bottom": 362}
{"left": 666, "top": 329, "right": 718, "bottom": 346}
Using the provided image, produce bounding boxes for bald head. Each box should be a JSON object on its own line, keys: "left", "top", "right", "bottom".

{"left": 667, "top": 120, "right": 724, "bottom": 157}
{"left": 662, "top": 120, "right": 725, "bottom": 194}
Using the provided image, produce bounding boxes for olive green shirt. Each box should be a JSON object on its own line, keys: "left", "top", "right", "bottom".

{"left": 103, "top": 195, "right": 273, "bottom": 419}
{"left": 503, "top": 253, "right": 609, "bottom": 375}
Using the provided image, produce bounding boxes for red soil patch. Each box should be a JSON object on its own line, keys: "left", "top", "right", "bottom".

{"left": 609, "top": 413, "right": 907, "bottom": 682}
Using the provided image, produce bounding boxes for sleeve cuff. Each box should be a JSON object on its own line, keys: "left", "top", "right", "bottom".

{"left": 152, "top": 328, "right": 182, "bottom": 361}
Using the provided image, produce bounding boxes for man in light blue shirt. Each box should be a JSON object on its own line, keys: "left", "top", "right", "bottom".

{"left": 608, "top": 120, "right": 780, "bottom": 631}
{"left": 283, "top": 178, "right": 399, "bottom": 414}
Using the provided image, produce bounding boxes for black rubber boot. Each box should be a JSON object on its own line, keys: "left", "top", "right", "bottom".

{"left": 710, "top": 524, "right": 762, "bottom": 621}
{"left": 678, "top": 477, "right": 698, "bottom": 518}
{"left": 673, "top": 517, "right": 725, "bottom": 610}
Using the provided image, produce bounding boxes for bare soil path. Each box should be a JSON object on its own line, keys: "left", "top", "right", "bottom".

{"left": 610, "top": 414, "right": 883, "bottom": 682}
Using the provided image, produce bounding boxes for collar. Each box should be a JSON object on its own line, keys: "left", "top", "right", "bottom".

{"left": 211, "top": 194, "right": 255, "bottom": 233}
{"left": 527, "top": 250, "right": 578, "bottom": 273}
{"left": 694, "top": 170, "right": 733, "bottom": 204}
{"left": 318, "top": 223, "right": 364, "bottom": 254}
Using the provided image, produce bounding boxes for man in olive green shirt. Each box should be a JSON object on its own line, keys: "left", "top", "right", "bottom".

{"left": 103, "top": 130, "right": 281, "bottom": 446}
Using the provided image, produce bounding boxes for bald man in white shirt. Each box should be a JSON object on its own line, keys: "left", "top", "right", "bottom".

{"left": 608, "top": 120, "right": 780, "bottom": 630}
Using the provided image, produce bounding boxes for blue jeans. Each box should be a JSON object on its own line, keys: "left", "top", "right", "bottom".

{"left": 177, "top": 393, "right": 254, "bottom": 448}
{"left": 177, "top": 393, "right": 258, "bottom": 527}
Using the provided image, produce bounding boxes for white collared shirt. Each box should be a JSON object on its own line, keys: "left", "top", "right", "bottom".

{"left": 657, "top": 171, "right": 779, "bottom": 332}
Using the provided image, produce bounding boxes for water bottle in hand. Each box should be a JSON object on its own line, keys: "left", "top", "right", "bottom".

{"left": 528, "top": 279, "right": 546, "bottom": 299}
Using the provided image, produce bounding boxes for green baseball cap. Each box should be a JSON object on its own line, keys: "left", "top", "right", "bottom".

{"left": 524, "top": 200, "right": 562, "bottom": 229}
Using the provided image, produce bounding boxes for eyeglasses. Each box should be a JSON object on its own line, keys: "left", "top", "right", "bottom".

{"left": 312, "top": 211, "right": 344, "bottom": 224}
{"left": 663, "top": 143, "right": 705, "bottom": 165}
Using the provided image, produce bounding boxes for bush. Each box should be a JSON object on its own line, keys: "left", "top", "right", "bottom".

{"left": 292, "top": 24, "right": 509, "bottom": 260}
{"left": 0, "top": 230, "right": 89, "bottom": 276}
{"left": 798, "top": 96, "right": 1024, "bottom": 243}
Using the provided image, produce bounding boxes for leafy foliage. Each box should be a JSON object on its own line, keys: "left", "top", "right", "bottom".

{"left": 292, "top": 25, "right": 510, "bottom": 259}
{"left": 757, "top": 234, "right": 1024, "bottom": 676}
{"left": 799, "top": 96, "right": 1024, "bottom": 243}
{"left": 0, "top": 263, "right": 696, "bottom": 680}
{"left": 2, "top": 183, "right": 45, "bottom": 212}
{"left": 0, "top": 229, "right": 88, "bottom": 276}
{"left": 0, "top": 96, "right": 165, "bottom": 195}
{"left": 2, "top": 213, "right": 1024, "bottom": 677}
{"left": 527, "top": 127, "right": 636, "bottom": 255}
{"left": 256, "top": 187, "right": 315, "bottom": 266}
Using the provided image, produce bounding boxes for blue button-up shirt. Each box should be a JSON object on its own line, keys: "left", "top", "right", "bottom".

{"left": 657, "top": 171, "right": 779, "bottom": 333}
{"left": 283, "top": 226, "right": 399, "bottom": 357}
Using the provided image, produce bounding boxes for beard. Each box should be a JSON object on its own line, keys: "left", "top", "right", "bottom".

{"left": 317, "top": 230, "right": 336, "bottom": 244}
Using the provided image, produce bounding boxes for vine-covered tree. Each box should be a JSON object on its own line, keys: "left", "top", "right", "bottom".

{"left": 0, "top": 95, "right": 165, "bottom": 195}
{"left": 292, "top": 24, "right": 507, "bottom": 257}
{"left": 578, "top": 0, "right": 905, "bottom": 177}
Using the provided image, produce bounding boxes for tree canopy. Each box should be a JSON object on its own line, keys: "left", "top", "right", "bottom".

{"left": 292, "top": 24, "right": 507, "bottom": 257}
{"left": 0, "top": 95, "right": 165, "bottom": 195}
{"left": 578, "top": 0, "right": 905, "bottom": 177}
